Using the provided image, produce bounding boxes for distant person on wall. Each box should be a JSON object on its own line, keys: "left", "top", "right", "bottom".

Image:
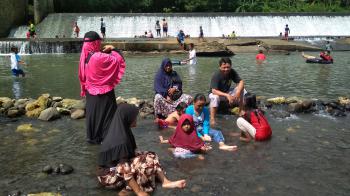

{"left": 162, "top": 18, "right": 168, "bottom": 37}
{"left": 279, "top": 32, "right": 283, "bottom": 40}
{"left": 230, "top": 31, "right": 236, "bottom": 39}
{"left": 73, "top": 22, "right": 80, "bottom": 38}
{"left": 284, "top": 24, "right": 290, "bottom": 41}
{"left": 100, "top": 18, "right": 106, "bottom": 38}
{"left": 255, "top": 50, "right": 266, "bottom": 65}
{"left": 177, "top": 30, "right": 185, "bottom": 50}
{"left": 155, "top": 20, "right": 161, "bottom": 37}
{"left": 28, "top": 22, "right": 36, "bottom": 38}
{"left": 182, "top": 43, "right": 197, "bottom": 65}
{"left": 325, "top": 41, "right": 333, "bottom": 51}
{"left": 10, "top": 46, "right": 27, "bottom": 77}
{"left": 199, "top": 26, "right": 204, "bottom": 42}
{"left": 146, "top": 30, "right": 154, "bottom": 38}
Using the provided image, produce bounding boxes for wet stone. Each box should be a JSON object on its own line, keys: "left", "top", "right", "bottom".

{"left": 59, "top": 163, "right": 74, "bottom": 175}
{"left": 271, "top": 110, "right": 291, "bottom": 119}
{"left": 8, "top": 190, "right": 21, "bottom": 196}
{"left": 288, "top": 103, "right": 303, "bottom": 113}
{"left": 42, "top": 165, "right": 53, "bottom": 174}
{"left": 302, "top": 100, "right": 313, "bottom": 110}
{"left": 70, "top": 109, "right": 85, "bottom": 119}
{"left": 53, "top": 165, "right": 60, "bottom": 174}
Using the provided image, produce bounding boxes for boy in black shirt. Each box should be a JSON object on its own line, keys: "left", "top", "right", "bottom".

{"left": 209, "top": 57, "right": 245, "bottom": 126}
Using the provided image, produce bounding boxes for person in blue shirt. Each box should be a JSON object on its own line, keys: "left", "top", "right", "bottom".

{"left": 177, "top": 30, "right": 185, "bottom": 50}
{"left": 185, "top": 93, "right": 237, "bottom": 151}
{"left": 10, "top": 46, "right": 26, "bottom": 77}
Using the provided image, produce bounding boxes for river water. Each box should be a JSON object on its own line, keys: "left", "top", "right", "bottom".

{"left": 0, "top": 53, "right": 349, "bottom": 195}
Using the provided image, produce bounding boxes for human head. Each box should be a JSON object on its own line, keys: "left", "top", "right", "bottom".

{"left": 243, "top": 92, "right": 257, "bottom": 110}
{"left": 161, "top": 58, "right": 173, "bottom": 73}
{"left": 189, "top": 43, "right": 194, "bottom": 50}
{"left": 156, "top": 20, "right": 159, "bottom": 24}
{"left": 101, "top": 18, "right": 103, "bottom": 21}
{"left": 259, "top": 50, "right": 263, "bottom": 54}
{"left": 286, "top": 24, "right": 288, "bottom": 27}
{"left": 219, "top": 57, "right": 232, "bottom": 75}
{"left": 325, "top": 50, "right": 331, "bottom": 55}
{"left": 176, "top": 102, "right": 188, "bottom": 115}
{"left": 10, "top": 46, "right": 18, "bottom": 53}
{"left": 118, "top": 103, "right": 139, "bottom": 128}
{"left": 181, "top": 119, "right": 192, "bottom": 132}
{"left": 200, "top": 26, "right": 202, "bottom": 29}
{"left": 193, "top": 93, "right": 206, "bottom": 113}
{"left": 163, "top": 18, "right": 165, "bottom": 21}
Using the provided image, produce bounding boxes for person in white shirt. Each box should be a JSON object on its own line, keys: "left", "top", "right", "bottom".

{"left": 182, "top": 43, "right": 197, "bottom": 65}
{"left": 10, "top": 46, "right": 26, "bottom": 77}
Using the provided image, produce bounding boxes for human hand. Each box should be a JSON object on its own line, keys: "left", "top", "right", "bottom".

{"left": 168, "top": 88, "right": 176, "bottom": 95}
{"left": 202, "top": 134, "right": 212, "bottom": 142}
{"left": 102, "top": 45, "right": 115, "bottom": 53}
{"left": 226, "top": 95, "right": 235, "bottom": 105}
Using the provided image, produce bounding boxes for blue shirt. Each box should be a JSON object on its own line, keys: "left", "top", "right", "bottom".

{"left": 185, "top": 105, "right": 210, "bottom": 137}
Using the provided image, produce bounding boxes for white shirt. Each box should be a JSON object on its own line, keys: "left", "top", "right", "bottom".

{"left": 10, "top": 53, "right": 20, "bottom": 70}
{"left": 189, "top": 49, "right": 197, "bottom": 65}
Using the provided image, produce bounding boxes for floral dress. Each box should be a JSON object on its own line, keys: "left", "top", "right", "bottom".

{"left": 97, "top": 151, "right": 163, "bottom": 192}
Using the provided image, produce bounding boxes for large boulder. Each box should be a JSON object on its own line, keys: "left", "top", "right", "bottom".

{"left": 38, "top": 107, "right": 61, "bottom": 121}
{"left": 288, "top": 103, "right": 303, "bottom": 113}
{"left": 7, "top": 109, "right": 20, "bottom": 118}
{"left": 71, "top": 99, "right": 86, "bottom": 110}
{"left": 61, "top": 99, "right": 80, "bottom": 109}
{"left": 0, "top": 97, "right": 12, "bottom": 107}
{"left": 267, "top": 97, "right": 286, "bottom": 104}
{"left": 25, "top": 94, "right": 51, "bottom": 118}
{"left": 70, "top": 109, "right": 85, "bottom": 119}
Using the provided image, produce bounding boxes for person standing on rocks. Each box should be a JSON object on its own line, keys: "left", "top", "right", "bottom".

{"left": 155, "top": 20, "right": 161, "bottom": 37}
{"left": 162, "top": 18, "right": 168, "bottom": 37}
{"left": 100, "top": 18, "right": 106, "bottom": 38}
{"left": 209, "top": 57, "right": 246, "bottom": 126}
{"left": 284, "top": 24, "right": 290, "bottom": 41}
{"left": 79, "top": 31, "right": 126, "bottom": 144}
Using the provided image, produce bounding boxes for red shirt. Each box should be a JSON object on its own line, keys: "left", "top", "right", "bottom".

{"left": 256, "top": 53, "right": 266, "bottom": 60}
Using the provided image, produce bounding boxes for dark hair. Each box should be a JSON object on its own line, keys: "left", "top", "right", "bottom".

{"left": 189, "top": 43, "right": 194, "bottom": 48}
{"left": 219, "top": 57, "right": 232, "bottom": 66}
{"left": 244, "top": 92, "right": 257, "bottom": 110}
{"left": 83, "top": 31, "right": 101, "bottom": 42}
{"left": 10, "top": 46, "right": 18, "bottom": 52}
{"left": 259, "top": 50, "right": 263, "bottom": 53}
{"left": 193, "top": 93, "right": 206, "bottom": 103}
{"left": 176, "top": 102, "right": 188, "bottom": 112}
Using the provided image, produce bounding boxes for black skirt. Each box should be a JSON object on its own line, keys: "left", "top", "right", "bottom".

{"left": 85, "top": 89, "right": 117, "bottom": 144}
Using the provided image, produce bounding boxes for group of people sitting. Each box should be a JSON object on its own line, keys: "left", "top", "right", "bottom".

{"left": 153, "top": 56, "right": 272, "bottom": 157}
{"left": 79, "top": 31, "right": 272, "bottom": 195}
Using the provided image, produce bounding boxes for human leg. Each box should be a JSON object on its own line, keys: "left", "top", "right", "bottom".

{"left": 209, "top": 129, "right": 237, "bottom": 151}
{"left": 209, "top": 93, "right": 220, "bottom": 125}
{"left": 301, "top": 52, "right": 316, "bottom": 59}
{"left": 236, "top": 117, "right": 256, "bottom": 141}
{"left": 156, "top": 170, "right": 186, "bottom": 189}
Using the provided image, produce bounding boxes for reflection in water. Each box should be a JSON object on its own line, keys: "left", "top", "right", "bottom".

{"left": 317, "top": 65, "right": 330, "bottom": 95}
{"left": 12, "top": 78, "right": 22, "bottom": 99}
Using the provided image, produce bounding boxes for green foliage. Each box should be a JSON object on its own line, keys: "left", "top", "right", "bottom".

{"left": 53, "top": 0, "right": 350, "bottom": 12}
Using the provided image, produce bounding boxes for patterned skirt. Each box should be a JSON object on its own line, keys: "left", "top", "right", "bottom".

{"left": 97, "top": 151, "right": 163, "bottom": 192}
{"left": 154, "top": 93, "right": 192, "bottom": 118}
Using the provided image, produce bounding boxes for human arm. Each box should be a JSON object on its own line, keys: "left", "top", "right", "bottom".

{"left": 202, "top": 107, "right": 211, "bottom": 141}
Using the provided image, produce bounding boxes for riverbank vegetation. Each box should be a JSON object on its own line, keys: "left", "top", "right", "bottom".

{"left": 53, "top": 0, "right": 350, "bottom": 13}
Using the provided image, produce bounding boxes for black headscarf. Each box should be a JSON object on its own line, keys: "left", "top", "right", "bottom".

{"left": 98, "top": 104, "right": 139, "bottom": 167}
{"left": 154, "top": 58, "right": 182, "bottom": 98}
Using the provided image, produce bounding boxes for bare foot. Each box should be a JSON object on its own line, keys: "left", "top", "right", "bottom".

{"left": 162, "top": 179, "right": 186, "bottom": 189}
{"left": 198, "top": 155, "right": 205, "bottom": 160}
{"left": 219, "top": 144, "right": 238, "bottom": 151}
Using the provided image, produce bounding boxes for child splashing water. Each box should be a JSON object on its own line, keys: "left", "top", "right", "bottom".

{"left": 159, "top": 114, "right": 211, "bottom": 159}
{"left": 155, "top": 102, "right": 187, "bottom": 129}
{"left": 236, "top": 93, "right": 272, "bottom": 142}
{"left": 186, "top": 94, "right": 237, "bottom": 151}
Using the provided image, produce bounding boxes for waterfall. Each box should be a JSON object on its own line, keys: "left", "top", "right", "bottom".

{"left": 8, "top": 13, "right": 350, "bottom": 38}
{"left": 0, "top": 40, "right": 82, "bottom": 54}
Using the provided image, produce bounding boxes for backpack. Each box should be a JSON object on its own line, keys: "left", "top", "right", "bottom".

{"left": 249, "top": 109, "right": 272, "bottom": 141}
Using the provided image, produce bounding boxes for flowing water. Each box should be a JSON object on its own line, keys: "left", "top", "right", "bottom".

{"left": 0, "top": 53, "right": 349, "bottom": 195}
{"left": 8, "top": 13, "right": 350, "bottom": 38}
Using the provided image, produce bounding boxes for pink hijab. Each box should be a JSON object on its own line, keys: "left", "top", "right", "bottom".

{"left": 79, "top": 31, "right": 126, "bottom": 97}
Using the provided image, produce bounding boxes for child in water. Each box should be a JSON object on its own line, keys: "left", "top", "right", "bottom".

{"left": 186, "top": 94, "right": 237, "bottom": 151}
{"left": 155, "top": 102, "right": 187, "bottom": 128}
{"left": 159, "top": 114, "right": 211, "bottom": 159}
{"left": 256, "top": 49, "right": 266, "bottom": 65}
{"left": 10, "top": 46, "right": 27, "bottom": 77}
{"left": 236, "top": 93, "right": 272, "bottom": 142}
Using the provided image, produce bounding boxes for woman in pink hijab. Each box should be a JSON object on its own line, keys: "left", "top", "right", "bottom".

{"left": 79, "top": 31, "right": 126, "bottom": 144}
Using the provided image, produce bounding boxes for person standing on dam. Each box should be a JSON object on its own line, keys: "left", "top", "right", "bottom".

{"left": 100, "top": 18, "right": 106, "bottom": 38}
